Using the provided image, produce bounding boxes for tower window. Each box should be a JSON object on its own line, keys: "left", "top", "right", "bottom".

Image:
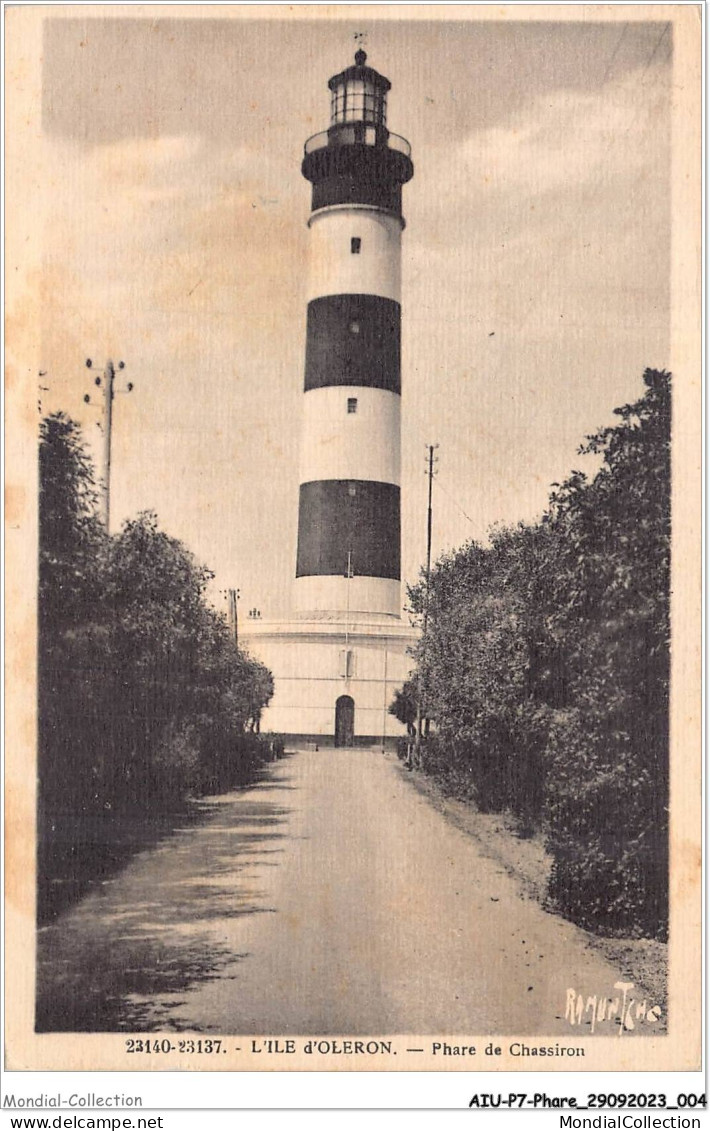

{"left": 349, "top": 320, "right": 360, "bottom": 334}
{"left": 347, "top": 397, "right": 358, "bottom": 414}
{"left": 351, "top": 237, "right": 361, "bottom": 254}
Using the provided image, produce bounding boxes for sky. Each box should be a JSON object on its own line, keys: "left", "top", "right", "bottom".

{"left": 37, "top": 11, "right": 672, "bottom": 619}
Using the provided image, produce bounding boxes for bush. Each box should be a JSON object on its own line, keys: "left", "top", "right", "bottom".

{"left": 266, "top": 734, "right": 286, "bottom": 760}
{"left": 544, "top": 706, "right": 668, "bottom": 939}
{"left": 395, "top": 736, "right": 409, "bottom": 762}
{"left": 38, "top": 414, "right": 275, "bottom": 921}
{"left": 402, "top": 370, "right": 670, "bottom": 939}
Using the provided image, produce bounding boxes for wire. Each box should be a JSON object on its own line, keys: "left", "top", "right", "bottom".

{"left": 640, "top": 22, "right": 671, "bottom": 83}
{"left": 405, "top": 400, "right": 478, "bottom": 530}
{"left": 601, "top": 23, "right": 628, "bottom": 85}
{"left": 432, "top": 475, "right": 477, "bottom": 528}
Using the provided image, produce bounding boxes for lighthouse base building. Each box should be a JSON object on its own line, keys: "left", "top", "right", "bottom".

{"left": 241, "top": 615, "right": 416, "bottom": 746}
{"left": 241, "top": 52, "right": 417, "bottom": 745}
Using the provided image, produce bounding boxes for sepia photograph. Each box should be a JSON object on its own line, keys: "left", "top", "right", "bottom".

{"left": 4, "top": 4, "right": 701, "bottom": 1073}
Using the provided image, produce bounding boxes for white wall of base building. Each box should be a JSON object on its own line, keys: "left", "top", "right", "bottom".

{"left": 241, "top": 620, "right": 417, "bottom": 741}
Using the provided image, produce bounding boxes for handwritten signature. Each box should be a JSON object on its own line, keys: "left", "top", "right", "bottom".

{"left": 565, "top": 982, "right": 662, "bottom": 1035}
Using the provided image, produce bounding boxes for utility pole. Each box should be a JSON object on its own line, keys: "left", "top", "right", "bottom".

{"left": 103, "top": 360, "right": 114, "bottom": 530}
{"left": 228, "top": 588, "right": 240, "bottom": 648}
{"left": 219, "top": 588, "right": 240, "bottom": 647}
{"left": 37, "top": 371, "right": 50, "bottom": 416}
{"left": 84, "top": 358, "right": 133, "bottom": 532}
{"left": 413, "top": 444, "right": 438, "bottom": 765}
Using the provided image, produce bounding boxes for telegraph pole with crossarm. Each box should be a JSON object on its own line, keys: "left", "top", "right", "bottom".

{"left": 413, "top": 443, "right": 438, "bottom": 763}
{"left": 83, "top": 358, "right": 134, "bottom": 532}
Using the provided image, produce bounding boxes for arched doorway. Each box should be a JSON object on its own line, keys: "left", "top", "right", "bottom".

{"left": 335, "top": 695, "right": 355, "bottom": 747}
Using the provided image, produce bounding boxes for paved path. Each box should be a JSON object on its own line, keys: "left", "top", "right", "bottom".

{"left": 37, "top": 748, "right": 643, "bottom": 1034}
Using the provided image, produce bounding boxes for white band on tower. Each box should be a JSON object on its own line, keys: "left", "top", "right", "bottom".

{"left": 307, "top": 207, "right": 402, "bottom": 305}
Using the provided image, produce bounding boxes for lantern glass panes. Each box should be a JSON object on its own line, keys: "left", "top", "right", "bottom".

{"left": 331, "top": 86, "right": 344, "bottom": 122}
{"left": 344, "top": 79, "right": 364, "bottom": 120}
{"left": 331, "top": 77, "right": 387, "bottom": 126}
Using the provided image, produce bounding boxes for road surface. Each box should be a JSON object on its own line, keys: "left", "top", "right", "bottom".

{"left": 37, "top": 747, "right": 648, "bottom": 1034}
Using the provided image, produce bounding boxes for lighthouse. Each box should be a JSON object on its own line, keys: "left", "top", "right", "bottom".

{"left": 241, "top": 52, "right": 417, "bottom": 746}
{"left": 296, "top": 50, "right": 413, "bottom": 620}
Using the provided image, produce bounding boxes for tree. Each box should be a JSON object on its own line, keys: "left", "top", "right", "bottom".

{"left": 389, "top": 679, "right": 418, "bottom": 736}
{"left": 542, "top": 370, "right": 670, "bottom": 937}
{"left": 401, "top": 370, "right": 671, "bottom": 937}
{"left": 405, "top": 527, "right": 549, "bottom": 819}
{"left": 38, "top": 415, "right": 109, "bottom": 917}
{"left": 39, "top": 412, "right": 106, "bottom": 634}
{"left": 37, "top": 416, "right": 276, "bottom": 921}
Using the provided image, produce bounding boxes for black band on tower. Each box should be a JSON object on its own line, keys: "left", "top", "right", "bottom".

{"left": 296, "top": 480, "right": 401, "bottom": 580}
{"left": 302, "top": 143, "right": 413, "bottom": 219}
{"left": 304, "top": 294, "right": 401, "bottom": 393}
